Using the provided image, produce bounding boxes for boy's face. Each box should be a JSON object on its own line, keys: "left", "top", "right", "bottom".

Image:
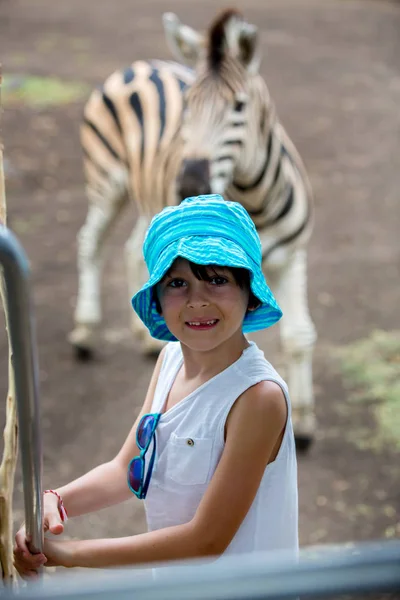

{"left": 156, "top": 258, "right": 251, "bottom": 351}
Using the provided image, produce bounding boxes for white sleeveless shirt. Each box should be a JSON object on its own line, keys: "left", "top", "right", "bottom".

{"left": 144, "top": 341, "right": 298, "bottom": 556}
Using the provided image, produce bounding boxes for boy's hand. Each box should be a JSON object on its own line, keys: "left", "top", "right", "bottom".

{"left": 13, "top": 524, "right": 47, "bottom": 579}
{"left": 43, "top": 492, "right": 65, "bottom": 535}
{"left": 14, "top": 492, "right": 65, "bottom": 579}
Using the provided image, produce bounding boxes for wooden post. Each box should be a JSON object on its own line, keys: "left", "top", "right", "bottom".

{"left": 0, "top": 63, "right": 19, "bottom": 589}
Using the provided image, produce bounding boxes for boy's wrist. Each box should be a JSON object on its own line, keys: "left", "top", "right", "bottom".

{"left": 65, "top": 539, "right": 89, "bottom": 569}
{"left": 43, "top": 492, "right": 58, "bottom": 507}
{"left": 44, "top": 489, "right": 68, "bottom": 521}
{"left": 65, "top": 540, "right": 78, "bottom": 568}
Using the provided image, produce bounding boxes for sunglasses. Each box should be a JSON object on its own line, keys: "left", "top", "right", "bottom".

{"left": 127, "top": 412, "right": 161, "bottom": 499}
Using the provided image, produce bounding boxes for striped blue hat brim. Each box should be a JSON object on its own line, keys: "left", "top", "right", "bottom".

{"left": 131, "top": 195, "right": 282, "bottom": 341}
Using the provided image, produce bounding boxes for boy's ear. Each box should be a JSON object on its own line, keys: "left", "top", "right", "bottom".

{"left": 246, "top": 305, "right": 257, "bottom": 313}
{"left": 152, "top": 289, "right": 163, "bottom": 315}
{"left": 247, "top": 297, "right": 262, "bottom": 312}
{"left": 162, "top": 12, "right": 203, "bottom": 66}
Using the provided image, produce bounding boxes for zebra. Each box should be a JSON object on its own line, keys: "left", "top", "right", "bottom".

{"left": 69, "top": 9, "right": 317, "bottom": 448}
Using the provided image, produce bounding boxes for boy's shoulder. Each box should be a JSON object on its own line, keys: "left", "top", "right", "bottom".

{"left": 232, "top": 378, "right": 288, "bottom": 427}
{"left": 235, "top": 342, "right": 288, "bottom": 392}
{"left": 164, "top": 341, "right": 182, "bottom": 359}
{"left": 160, "top": 341, "right": 183, "bottom": 371}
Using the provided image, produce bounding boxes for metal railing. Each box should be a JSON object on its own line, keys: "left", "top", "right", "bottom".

{"left": 0, "top": 224, "right": 43, "bottom": 554}
{"left": 2, "top": 539, "right": 400, "bottom": 599}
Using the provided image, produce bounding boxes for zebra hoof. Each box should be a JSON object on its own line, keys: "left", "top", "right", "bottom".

{"left": 73, "top": 344, "right": 94, "bottom": 362}
{"left": 145, "top": 347, "right": 162, "bottom": 359}
{"left": 295, "top": 435, "right": 313, "bottom": 452}
{"left": 141, "top": 337, "right": 166, "bottom": 357}
{"left": 292, "top": 407, "right": 316, "bottom": 452}
{"left": 68, "top": 325, "right": 98, "bottom": 361}
{"left": 131, "top": 323, "right": 166, "bottom": 357}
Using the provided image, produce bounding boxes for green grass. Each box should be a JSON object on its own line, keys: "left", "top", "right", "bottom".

{"left": 2, "top": 74, "right": 90, "bottom": 107}
{"left": 336, "top": 330, "right": 400, "bottom": 451}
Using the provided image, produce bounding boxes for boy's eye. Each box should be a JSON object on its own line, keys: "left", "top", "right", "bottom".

{"left": 167, "top": 278, "right": 187, "bottom": 288}
{"left": 210, "top": 276, "right": 228, "bottom": 286}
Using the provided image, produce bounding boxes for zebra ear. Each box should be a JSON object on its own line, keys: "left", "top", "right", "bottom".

{"left": 162, "top": 13, "right": 203, "bottom": 66}
{"left": 237, "top": 22, "right": 261, "bottom": 74}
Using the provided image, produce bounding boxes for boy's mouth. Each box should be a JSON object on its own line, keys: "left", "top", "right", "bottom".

{"left": 185, "top": 319, "right": 219, "bottom": 330}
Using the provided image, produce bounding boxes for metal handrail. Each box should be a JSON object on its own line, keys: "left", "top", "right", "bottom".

{"left": 0, "top": 224, "right": 43, "bottom": 554}
{"left": 1, "top": 539, "right": 400, "bottom": 599}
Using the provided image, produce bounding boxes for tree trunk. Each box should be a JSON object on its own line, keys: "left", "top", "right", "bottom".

{"left": 0, "top": 63, "right": 19, "bottom": 589}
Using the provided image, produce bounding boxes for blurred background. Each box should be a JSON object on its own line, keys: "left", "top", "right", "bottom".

{"left": 0, "top": 0, "right": 399, "bottom": 577}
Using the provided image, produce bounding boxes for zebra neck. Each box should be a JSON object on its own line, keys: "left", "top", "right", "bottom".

{"left": 232, "top": 131, "right": 272, "bottom": 192}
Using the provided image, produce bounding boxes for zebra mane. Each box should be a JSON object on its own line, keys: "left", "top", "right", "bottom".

{"left": 208, "top": 8, "right": 243, "bottom": 72}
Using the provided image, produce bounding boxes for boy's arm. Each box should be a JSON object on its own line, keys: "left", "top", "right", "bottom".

{"left": 55, "top": 345, "right": 167, "bottom": 518}
{"left": 45, "top": 379, "right": 287, "bottom": 568}
{"left": 14, "top": 346, "right": 167, "bottom": 578}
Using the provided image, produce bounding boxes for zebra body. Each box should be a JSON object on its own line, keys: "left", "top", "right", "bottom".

{"left": 70, "top": 10, "right": 317, "bottom": 447}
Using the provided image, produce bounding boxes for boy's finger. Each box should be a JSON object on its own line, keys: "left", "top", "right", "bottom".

{"left": 14, "top": 556, "right": 38, "bottom": 577}
{"left": 14, "top": 550, "right": 46, "bottom": 568}
{"left": 15, "top": 532, "right": 30, "bottom": 554}
{"left": 48, "top": 520, "right": 64, "bottom": 535}
{"left": 14, "top": 544, "right": 29, "bottom": 559}
{"left": 20, "top": 569, "right": 40, "bottom": 580}
{"left": 45, "top": 511, "right": 64, "bottom": 534}
{"left": 27, "top": 552, "right": 47, "bottom": 565}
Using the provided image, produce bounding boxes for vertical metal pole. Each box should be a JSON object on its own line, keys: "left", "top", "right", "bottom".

{"left": 0, "top": 225, "right": 43, "bottom": 555}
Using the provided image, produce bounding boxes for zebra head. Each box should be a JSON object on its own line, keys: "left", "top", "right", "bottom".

{"left": 163, "top": 10, "right": 263, "bottom": 201}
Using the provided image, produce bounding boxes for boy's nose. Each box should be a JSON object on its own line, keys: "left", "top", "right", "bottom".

{"left": 187, "top": 298, "right": 209, "bottom": 309}
{"left": 186, "top": 287, "right": 210, "bottom": 309}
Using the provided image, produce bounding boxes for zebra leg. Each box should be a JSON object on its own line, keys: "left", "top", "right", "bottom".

{"left": 69, "top": 194, "right": 127, "bottom": 360}
{"left": 266, "top": 248, "right": 317, "bottom": 450}
{"left": 125, "top": 217, "right": 166, "bottom": 356}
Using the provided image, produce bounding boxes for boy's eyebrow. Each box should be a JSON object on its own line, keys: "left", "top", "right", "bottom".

{"left": 161, "top": 269, "right": 177, "bottom": 280}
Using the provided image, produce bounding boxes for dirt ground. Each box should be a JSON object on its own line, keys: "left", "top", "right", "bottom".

{"left": 0, "top": 0, "right": 399, "bottom": 589}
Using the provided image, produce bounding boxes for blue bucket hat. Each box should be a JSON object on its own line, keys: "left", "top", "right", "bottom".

{"left": 131, "top": 195, "right": 282, "bottom": 341}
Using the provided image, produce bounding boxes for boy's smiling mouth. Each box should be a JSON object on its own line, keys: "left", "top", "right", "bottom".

{"left": 185, "top": 319, "right": 219, "bottom": 330}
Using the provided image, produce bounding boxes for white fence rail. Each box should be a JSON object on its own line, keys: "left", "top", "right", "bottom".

{"left": 3, "top": 540, "right": 400, "bottom": 599}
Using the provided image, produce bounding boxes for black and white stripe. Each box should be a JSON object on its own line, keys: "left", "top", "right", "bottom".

{"left": 80, "top": 59, "right": 194, "bottom": 213}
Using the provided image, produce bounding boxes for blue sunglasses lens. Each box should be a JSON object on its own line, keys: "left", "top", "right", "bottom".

{"left": 128, "top": 413, "right": 160, "bottom": 498}
{"left": 128, "top": 457, "right": 144, "bottom": 494}
{"left": 137, "top": 414, "right": 157, "bottom": 450}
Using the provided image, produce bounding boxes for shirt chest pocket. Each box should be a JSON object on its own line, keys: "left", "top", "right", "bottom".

{"left": 165, "top": 433, "right": 213, "bottom": 486}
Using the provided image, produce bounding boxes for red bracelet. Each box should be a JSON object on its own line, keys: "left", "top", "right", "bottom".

{"left": 44, "top": 489, "right": 68, "bottom": 522}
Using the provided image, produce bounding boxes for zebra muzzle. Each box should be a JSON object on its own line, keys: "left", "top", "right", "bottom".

{"left": 178, "top": 159, "right": 211, "bottom": 200}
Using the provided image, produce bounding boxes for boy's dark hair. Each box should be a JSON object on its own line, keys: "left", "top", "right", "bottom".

{"left": 153, "top": 261, "right": 261, "bottom": 314}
